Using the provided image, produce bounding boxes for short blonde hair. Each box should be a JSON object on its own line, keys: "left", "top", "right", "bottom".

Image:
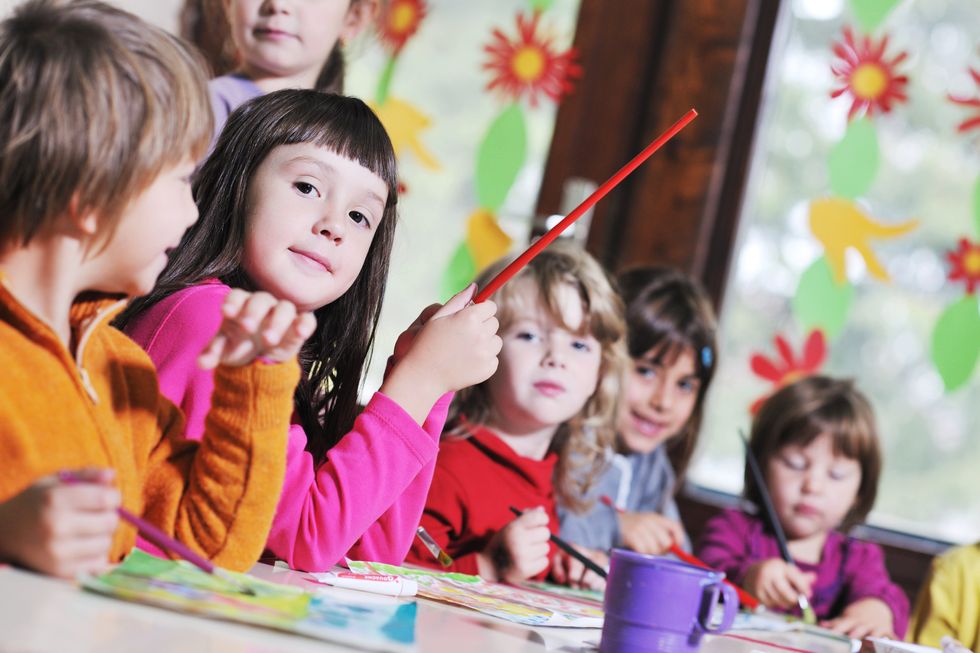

{"left": 450, "top": 240, "right": 629, "bottom": 512}
{"left": 0, "top": 0, "right": 212, "bottom": 248}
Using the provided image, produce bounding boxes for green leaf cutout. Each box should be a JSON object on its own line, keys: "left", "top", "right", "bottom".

{"left": 793, "top": 257, "right": 855, "bottom": 339}
{"left": 850, "top": 0, "right": 902, "bottom": 32}
{"left": 529, "top": 0, "right": 555, "bottom": 10}
{"left": 829, "top": 118, "right": 879, "bottom": 199}
{"left": 475, "top": 103, "right": 527, "bottom": 211}
{"left": 931, "top": 295, "right": 980, "bottom": 392}
{"left": 441, "top": 243, "right": 477, "bottom": 302}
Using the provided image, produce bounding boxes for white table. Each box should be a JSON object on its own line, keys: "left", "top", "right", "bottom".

{"left": 0, "top": 562, "right": 601, "bottom": 652}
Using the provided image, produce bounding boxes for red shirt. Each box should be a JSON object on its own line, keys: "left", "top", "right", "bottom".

{"left": 406, "top": 423, "right": 559, "bottom": 577}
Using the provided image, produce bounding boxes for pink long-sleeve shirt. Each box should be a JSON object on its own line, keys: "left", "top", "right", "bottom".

{"left": 124, "top": 280, "right": 449, "bottom": 571}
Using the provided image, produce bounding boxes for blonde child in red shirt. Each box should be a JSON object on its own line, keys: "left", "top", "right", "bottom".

{"left": 406, "top": 241, "right": 628, "bottom": 588}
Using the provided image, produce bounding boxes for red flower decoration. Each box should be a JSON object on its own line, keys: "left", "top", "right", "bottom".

{"left": 830, "top": 26, "right": 909, "bottom": 120}
{"left": 947, "top": 238, "right": 980, "bottom": 294}
{"left": 948, "top": 67, "right": 980, "bottom": 133}
{"left": 749, "top": 330, "right": 828, "bottom": 413}
{"left": 378, "top": 0, "right": 427, "bottom": 55}
{"left": 483, "top": 11, "right": 581, "bottom": 107}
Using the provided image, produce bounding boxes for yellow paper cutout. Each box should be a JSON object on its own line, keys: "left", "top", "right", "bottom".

{"left": 809, "top": 197, "right": 917, "bottom": 284}
{"left": 466, "top": 208, "right": 512, "bottom": 269}
{"left": 369, "top": 96, "right": 440, "bottom": 170}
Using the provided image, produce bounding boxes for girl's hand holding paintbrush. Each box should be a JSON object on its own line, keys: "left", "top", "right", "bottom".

{"left": 0, "top": 467, "right": 119, "bottom": 579}
{"left": 551, "top": 545, "right": 608, "bottom": 591}
{"left": 742, "top": 558, "right": 816, "bottom": 611}
{"left": 476, "top": 506, "right": 551, "bottom": 583}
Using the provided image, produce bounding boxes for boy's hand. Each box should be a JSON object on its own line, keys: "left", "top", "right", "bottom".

{"left": 822, "top": 598, "right": 895, "bottom": 639}
{"left": 743, "top": 558, "right": 816, "bottom": 610}
{"left": 0, "top": 468, "right": 120, "bottom": 579}
{"left": 618, "top": 511, "right": 685, "bottom": 555}
{"left": 550, "top": 545, "right": 607, "bottom": 591}
{"left": 478, "top": 507, "right": 551, "bottom": 583}
{"left": 198, "top": 290, "right": 316, "bottom": 369}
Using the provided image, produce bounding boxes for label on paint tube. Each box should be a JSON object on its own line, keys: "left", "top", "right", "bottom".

{"left": 318, "top": 571, "right": 418, "bottom": 597}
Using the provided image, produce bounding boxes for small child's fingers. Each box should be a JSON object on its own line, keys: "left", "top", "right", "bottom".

{"left": 197, "top": 333, "right": 227, "bottom": 370}
{"left": 455, "top": 300, "right": 497, "bottom": 324}
{"left": 432, "top": 283, "right": 476, "bottom": 319}
{"left": 257, "top": 300, "right": 297, "bottom": 348}
{"left": 787, "top": 566, "right": 815, "bottom": 596}
{"left": 221, "top": 288, "right": 250, "bottom": 319}
{"left": 265, "top": 312, "right": 316, "bottom": 362}
{"left": 59, "top": 467, "right": 116, "bottom": 485}
{"left": 53, "top": 484, "right": 121, "bottom": 513}
{"left": 234, "top": 291, "right": 279, "bottom": 334}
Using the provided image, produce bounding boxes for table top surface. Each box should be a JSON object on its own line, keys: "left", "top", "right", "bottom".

{"left": 0, "top": 561, "right": 860, "bottom": 653}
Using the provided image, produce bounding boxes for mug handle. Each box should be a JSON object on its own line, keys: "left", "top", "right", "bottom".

{"left": 698, "top": 582, "right": 739, "bottom": 633}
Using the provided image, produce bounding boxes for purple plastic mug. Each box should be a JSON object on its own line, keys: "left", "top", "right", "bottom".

{"left": 600, "top": 549, "right": 739, "bottom": 653}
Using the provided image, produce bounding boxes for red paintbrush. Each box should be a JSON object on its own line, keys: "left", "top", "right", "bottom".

{"left": 599, "top": 494, "right": 760, "bottom": 609}
{"left": 473, "top": 108, "right": 698, "bottom": 303}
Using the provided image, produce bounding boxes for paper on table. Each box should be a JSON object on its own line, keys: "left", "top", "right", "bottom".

{"left": 346, "top": 559, "right": 603, "bottom": 628}
{"left": 82, "top": 550, "right": 416, "bottom": 652}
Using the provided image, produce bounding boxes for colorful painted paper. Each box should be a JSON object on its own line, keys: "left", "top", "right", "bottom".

{"left": 82, "top": 550, "right": 416, "bottom": 651}
{"left": 476, "top": 103, "right": 528, "bottom": 210}
{"left": 848, "top": 0, "right": 902, "bottom": 33}
{"left": 442, "top": 242, "right": 477, "bottom": 299}
{"left": 947, "top": 66, "right": 980, "bottom": 134}
{"left": 808, "top": 197, "right": 917, "bottom": 284}
{"left": 346, "top": 560, "right": 604, "bottom": 628}
{"left": 930, "top": 295, "right": 980, "bottom": 392}
{"left": 973, "top": 176, "right": 980, "bottom": 234}
{"left": 828, "top": 118, "right": 879, "bottom": 199}
{"left": 749, "top": 330, "right": 828, "bottom": 413}
{"left": 792, "top": 257, "right": 855, "bottom": 339}
{"left": 830, "top": 27, "right": 909, "bottom": 120}
{"left": 466, "top": 208, "right": 513, "bottom": 269}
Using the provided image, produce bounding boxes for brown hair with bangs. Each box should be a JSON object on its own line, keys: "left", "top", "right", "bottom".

{"left": 118, "top": 89, "right": 397, "bottom": 466}
{"left": 0, "top": 0, "right": 212, "bottom": 250}
{"left": 449, "top": 240, "right": 629, "bottom": 512}
{"left": 617, "top": 266, "right": 718, "bottom": 483}
{"left": 746, "top": 375, "right": 882, "bottom": 530}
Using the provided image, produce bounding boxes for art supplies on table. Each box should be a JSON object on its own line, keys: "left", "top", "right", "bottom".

{"left": 312, "top": 571, "right": 418, "bottom": 597}
{"left": 859, "top": 639, "right": 952, "bottom": 653}
{"left": 346, "top": 559, "right": 604, "bottom": 628}
{"left": 716, "top": 610, "right": 859, "bottom": 653}
{"left": 521, "top": 580, "right": 603, "bottom": 606}
{"left": 414, "top": 525, "right": 453, "bottom": 568}
{"left": 81, "top": 550, "right": 416, "bottom": 652}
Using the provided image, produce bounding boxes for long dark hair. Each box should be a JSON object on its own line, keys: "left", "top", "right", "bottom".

{"left": 118, "top": 89, "right": 398, "bottom": 465}
{"left": 617, "top": 266, "right": 717, "bottom": 485}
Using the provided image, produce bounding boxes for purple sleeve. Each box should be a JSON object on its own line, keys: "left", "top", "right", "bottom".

{"left": 265, "top": 391, "right": 441, "bottom": 572}
{"left": 696, "top": 509, "right": 759, "bottom": 584}
{"left": 842, "top": 539, "right": 911, "bottom": 637}
{"left": 124, "top": 284, "right": 229, "bottom": 441}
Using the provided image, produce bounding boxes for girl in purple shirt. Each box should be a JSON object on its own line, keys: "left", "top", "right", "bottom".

{"left": 696, "top": 375, "right": 909, "bottom": 639}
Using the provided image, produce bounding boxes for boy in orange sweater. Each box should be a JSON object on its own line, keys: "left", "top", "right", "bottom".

{"left": 0, "top": 0, "right": 314, "bottom": 579}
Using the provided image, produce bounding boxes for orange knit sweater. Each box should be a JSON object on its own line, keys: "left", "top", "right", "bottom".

{"left": 0, "top": 283, "right": 300, "bottom": 571}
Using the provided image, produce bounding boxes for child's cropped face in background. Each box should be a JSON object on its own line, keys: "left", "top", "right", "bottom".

{"left": 617, "top": 345, "right": 699, "bottom": 454}
{"left": 242, "top": 142, "right": 387, "bottom": 312}
{"left": 95, "top": 158, "right": 198, "bottom": 296}
{"left": 228, "top": 0, "right": 358, "bottom": 80}
{"left": 486, "top": 278, "right": 602, "bottom": 436}
{"left": 766, "top": 431, "right": 862, "bottom": 541}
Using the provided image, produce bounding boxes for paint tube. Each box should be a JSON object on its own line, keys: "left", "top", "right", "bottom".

{"left": 317, "top": 571, "right": 418, "bottom": 598}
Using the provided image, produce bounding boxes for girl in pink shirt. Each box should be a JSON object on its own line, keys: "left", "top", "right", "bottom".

{"left": 118, "top": 89, "right": 501, "bottom": 572}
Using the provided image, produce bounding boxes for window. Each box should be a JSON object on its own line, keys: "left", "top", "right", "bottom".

{"left": 689, "top": 0, "right": 980, "bottom": 544}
